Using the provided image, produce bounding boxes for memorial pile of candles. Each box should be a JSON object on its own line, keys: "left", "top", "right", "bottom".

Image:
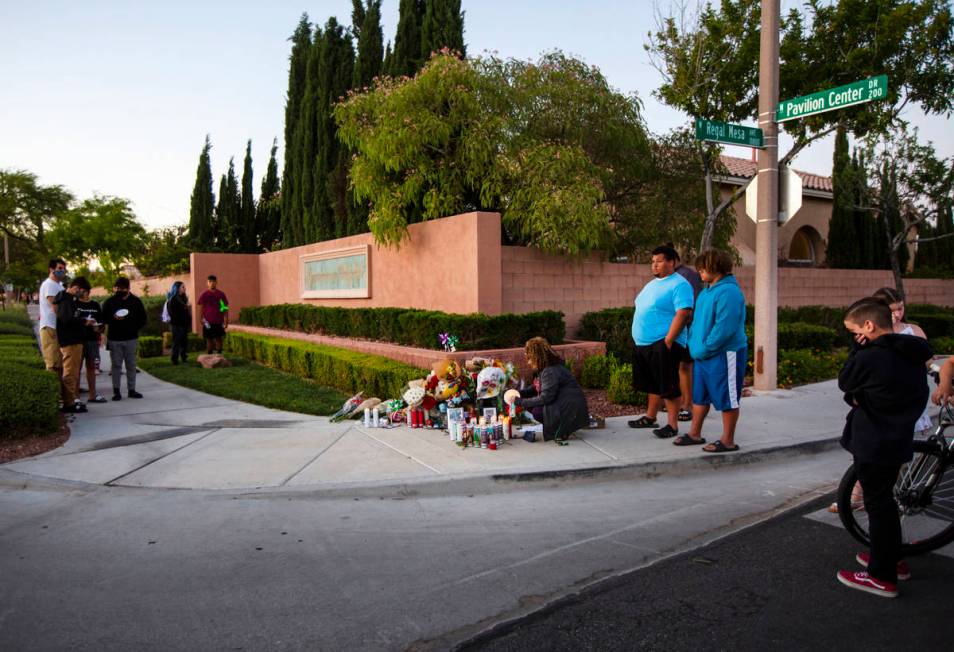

{"left": 447, "top": 415, "right": 512, "bottom": 450}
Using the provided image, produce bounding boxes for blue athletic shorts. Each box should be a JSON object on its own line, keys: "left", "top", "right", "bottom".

{"left": 692, "top": 347, "right": 746, "bottom": 411}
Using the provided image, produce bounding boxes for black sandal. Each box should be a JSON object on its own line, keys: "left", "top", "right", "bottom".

{"left": 673, "top": 435, "right": 706, "bottom": 446}
{"left": 677, "top": 409, "right": 692, "bottom": 422}
{"left": 627, "top": 416, "right": 659, "bottom": 428}
{"left": 703, "top": 441, "right": 740, "bottom": 453}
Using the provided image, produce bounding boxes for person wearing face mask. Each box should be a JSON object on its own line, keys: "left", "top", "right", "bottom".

{"left": 54, "top": 276, "right": 97, "bottom": 413}
{"left": 102, "top": 276, "right": 147, "bottom": 401}
{"left": 38, "top": 259, "right": 68, "bottom": 395}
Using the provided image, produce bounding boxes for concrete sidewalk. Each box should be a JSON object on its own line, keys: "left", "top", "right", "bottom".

{"left": 5, "top": 359, "right": 919, "bottom": 494}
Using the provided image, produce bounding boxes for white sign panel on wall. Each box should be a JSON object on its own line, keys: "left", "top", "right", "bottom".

{"left": 300, "top": 245, "right": 371, "bottom": 299}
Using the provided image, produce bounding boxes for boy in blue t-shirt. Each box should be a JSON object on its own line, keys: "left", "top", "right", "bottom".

{"left": 628, "top": 245, "right": 694, "bottom": 439}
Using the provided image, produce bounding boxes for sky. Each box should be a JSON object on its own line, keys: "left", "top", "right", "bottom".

{"left": 2, "top": 0, "right": 951, "bottom": 230}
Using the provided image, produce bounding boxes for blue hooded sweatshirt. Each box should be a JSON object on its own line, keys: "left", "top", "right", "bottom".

{"left": 687, "top": 274, "right": 747, "bottom": 360}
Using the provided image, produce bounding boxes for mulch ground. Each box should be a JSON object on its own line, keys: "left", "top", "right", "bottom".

{"left": 582, "top": 389, "right": 645, "bottom": 418}
{"left": 0, "top": 415, "right": 71, "bottom": 464}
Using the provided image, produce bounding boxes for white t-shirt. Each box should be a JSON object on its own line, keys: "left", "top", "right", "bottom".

{"left": 39, "top": 277, "right": 64, "bottom": 329}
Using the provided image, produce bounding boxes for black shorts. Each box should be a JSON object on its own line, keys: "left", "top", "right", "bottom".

{"left": 632, "top": 340, "right": 685, "bottom": 399}
{"left": 203, "top": 323, "right": 225, "bottom": 339}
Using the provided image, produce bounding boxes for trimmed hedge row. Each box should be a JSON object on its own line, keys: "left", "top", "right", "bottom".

{"left": 238, "top": 304, "right": 565, "bottom": 350}
{"left": 161, "top": 331, "right": 208, "bottom": 354}
{"left": 224, "top": 331, "right": 427, "bottom": 399}
{"left": 578, "top": 306, "right": 841, "bottom": 359}
{"left": 908, "top": 312, "right": 954, "bottom": 339}
{"left": 138, "top": 336, "right": 163, "bottom": 358}
{"left": 0, "top": 313, "right": 60, "bottom": 439}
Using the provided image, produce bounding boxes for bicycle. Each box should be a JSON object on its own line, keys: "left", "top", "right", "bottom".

{"left": 836, "top": 396, "right": 954, "bottom": 556}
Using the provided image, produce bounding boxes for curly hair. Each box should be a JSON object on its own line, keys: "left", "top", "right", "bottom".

{"left": 524, "top": 337, "right": 563, "bottom": 372}
{"left": 694, "top": 249, "right": 733, "bottom": 276}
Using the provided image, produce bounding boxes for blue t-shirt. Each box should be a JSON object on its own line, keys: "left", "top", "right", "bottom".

{"left": 631, "top": 273, "right": 694, "bottom": 346}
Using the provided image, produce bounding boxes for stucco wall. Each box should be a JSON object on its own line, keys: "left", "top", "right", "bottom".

{"left": 189, "top": 253, "right": 261, "bottom": 333}
{"left": 255, "top": 211, "right": 502, "bottom": 314}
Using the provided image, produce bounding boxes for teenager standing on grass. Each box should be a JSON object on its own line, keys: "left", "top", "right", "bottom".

{"left": 676, "top": 250, "right": 747, "bottom": 453}
{"left": 103, "top": 277, "right": 147, "bottom": 400}
{"left": 836, "top": 297, "right": 932, "bottom": 598}
{"left": 166, "top": 281, "right": 191, "bottom": 364}
{"left": 197, "top": 275, "right": 229, "bottom": 354}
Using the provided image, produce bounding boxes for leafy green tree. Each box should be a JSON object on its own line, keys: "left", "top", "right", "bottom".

{"left": 257, "top": 138, "right": 282, "bottom": 250}
{"left": 857, "top": 126, "right": 954, "bottom": 295}
{"left": 240, "top": 140, "right": 256, "bottom": 252}
{"left": 335, "top": 52, "right": 654, "bottom": 257}
{"left": 0, "top": 169, "right": 73, "bottom": 289}
{"left": 188, "top": 135, "right": 215, "bottom": 250}
{"left": 420, "top": 0, "right": 465, "bottom": 60}
{"left": 281, "top": 15, "right": 313, "bottom": 248}
{"left": 47, "top": 195, "right": 146, "bottom": 281}
{"left": 133, "top": 225, "right": 191, "bottom": 277}
{"left": 390, "top": 0, "right": 424, "bottom": 76}
{"left": 646, "top": 0, "right": 954, "bottom": 251}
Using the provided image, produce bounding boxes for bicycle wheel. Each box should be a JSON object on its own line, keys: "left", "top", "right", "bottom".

{"left": 837, "top": 438, "right": 954, "bottom": 556}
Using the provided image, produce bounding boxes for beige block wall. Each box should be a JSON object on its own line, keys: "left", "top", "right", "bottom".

{"left": 189, "top": 253, "right": 261, "bottom": 333}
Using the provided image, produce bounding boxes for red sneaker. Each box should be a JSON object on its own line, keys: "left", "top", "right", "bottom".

{"left": 855, "top": 552, "right": 911, "bottom": 581}
{"left": 836, "top": 570, "right": 898, "bottom": 598}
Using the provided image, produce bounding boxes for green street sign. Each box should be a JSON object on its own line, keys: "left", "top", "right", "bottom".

{"left": 776, "top": 75, "right": 888, "bottom": 122}
{"left": 695, "top": 118, "right": 764, "bottom": 148}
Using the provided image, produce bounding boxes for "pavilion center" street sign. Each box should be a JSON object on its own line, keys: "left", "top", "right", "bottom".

{"left": 776, "top": 75, "right": 888, "bottom": 122}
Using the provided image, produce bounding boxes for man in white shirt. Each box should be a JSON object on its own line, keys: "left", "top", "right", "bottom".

{"left": 39, "top": 258, "right": 67, "bottom": 381}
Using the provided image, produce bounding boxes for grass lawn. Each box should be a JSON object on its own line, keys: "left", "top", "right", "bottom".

{"left": 138, "top": 356, "right": 348, "bottom": 417}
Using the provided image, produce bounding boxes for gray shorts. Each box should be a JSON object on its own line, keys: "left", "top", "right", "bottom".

{"left": 83, "top": 340, "right": 100, "bottom": 362}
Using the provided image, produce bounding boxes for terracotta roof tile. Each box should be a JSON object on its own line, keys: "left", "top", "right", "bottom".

{"left": 719, "top": 154, "right": 832, "bottom": 193}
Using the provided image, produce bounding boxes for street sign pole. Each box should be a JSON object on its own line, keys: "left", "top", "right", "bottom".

{"left": 754, "top": 0, "right": 779, "bottom": 391}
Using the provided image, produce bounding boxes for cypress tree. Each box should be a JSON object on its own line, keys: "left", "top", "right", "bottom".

{"left": 215, "top": 159, "right": 241, "bottom": 251}
{"left": 313, "top": 19, "right": 355, "bottom": 242}
{"left": 421, "top": 0, "right": 465, "bottom": 62}
{"left": 188, "top": 135, "right": 215, "bottom": 250}
{"left": 851, "top": 151, "right": 877, "bottom": 269}
{"left": 391, "top": 0, "right": 424, "bottom": 76}
{"left": 240, "top": 140, "right": 255, "bottom": 252}
{"left": 281, "top": 15, "right": 312, "bottom": 248}
{"left": 352, "top": 1, "right": 384, "bottom": 89}
{"left": 295, "top": 26, "right": 323, "bottom": 246}
{"left": 825, "top": 126, "right": 856, "bottom": 268}
{"left": 383, "top": 41, "right": 393, "bottom": 76}
{"left": 257, "top": 138, "right": 281, "bottom": 251}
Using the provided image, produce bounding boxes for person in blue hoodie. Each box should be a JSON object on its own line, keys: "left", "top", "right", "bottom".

{"left": 676, "top": 249, "right": 747, "bottom": 452}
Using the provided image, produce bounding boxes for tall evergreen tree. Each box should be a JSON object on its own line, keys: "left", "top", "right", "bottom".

{"left": 313, "top": 19, "right": 355, "bottom": 242}
{"left": 257, "top": 138, "right": 282, "bottom": 251}
{"left": 215, "top": 158, "right": 241, "bottom": 251}
{"left": 188, "top": 135, "right": 215, "bottom": 250}
{"left": 240, "top": 140, "right": 255, "bottom": 252}
{"left": 391, "top": 0, "right": 424, "bottom": 76}
{"left": 850, "top": 151, "right": 878, "bottom": 269}
{"left": 296, "top": 25, "right": 324, "bottom": 246}
{"left": 383, "top": 41, "right": 393, "bottom": 75}
{"left": 825, "top": 126, "right": 857, "bottom": 268}
{"left": 420, "top": 0, "right": 465, "bottom": 61}
{"left": 281, "top": 15, "right": 312, "bottom": 248}
{"left": 352, "top": 1, "right": 384, "bottom": 89}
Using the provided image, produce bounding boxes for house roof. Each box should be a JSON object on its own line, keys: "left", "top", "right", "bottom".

{"left": 719, "top": 154, "right": 832, "bottom": 193}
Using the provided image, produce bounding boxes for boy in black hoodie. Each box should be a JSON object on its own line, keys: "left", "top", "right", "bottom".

{"left": 836, "top": 297, "right": 932, "bottom": 598}
{"left": 102, "top": 276, "right": 148, "bottom": 400}
{"left": 54, "top": 276, "right": 96, "bottom": 413}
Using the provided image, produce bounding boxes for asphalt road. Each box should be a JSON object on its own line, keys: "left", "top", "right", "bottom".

{"left": 462, "top": 496, "right": 954, "bottom": 652}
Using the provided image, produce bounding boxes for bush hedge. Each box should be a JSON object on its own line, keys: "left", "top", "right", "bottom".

{"left": 606, "top": 363, "right": 647, "bottom": 406}
{"left": 580, "top": 354, "right": 617, "bottom": 389}
{"left": 238, "top": 304, "right": 565, "bottom": 350}
{"left": 138, "top": 336, "right": 163, "bottom": 358}
{"left": 578, "top": 308, "right": 633, "bottom": 360}
{"left": 224, "top": 331, "right": 427, "bottom": 399}
{"left": 930, "top": 336, "right": 954, "bottom": 354}
{"left": 0, "top": 310, "right": 59, "bottom": 439}
{"left": 908, "top": 312, "right": 954, "bottom": 339}
{"left": 775, "top": 348, "right": 849, "bottom": 389}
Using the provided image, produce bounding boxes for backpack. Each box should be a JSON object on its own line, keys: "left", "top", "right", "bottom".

{"left": 161, "top": 301, "right": 171, "bottom": 324}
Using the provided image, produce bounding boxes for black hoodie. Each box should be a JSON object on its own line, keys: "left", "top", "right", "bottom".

{"left": 102, "top": 291, "right": 147, "bottom": 342}
{"left": 838, "top": 333, "right": 933, "bottom": 465}
{"left": 53, "top": 290, "right": 88, "bottom": 347}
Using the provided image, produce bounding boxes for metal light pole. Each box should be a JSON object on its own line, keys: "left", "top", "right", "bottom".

{"left": 754, "top": 0, "right": 779, "bottom": 390}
